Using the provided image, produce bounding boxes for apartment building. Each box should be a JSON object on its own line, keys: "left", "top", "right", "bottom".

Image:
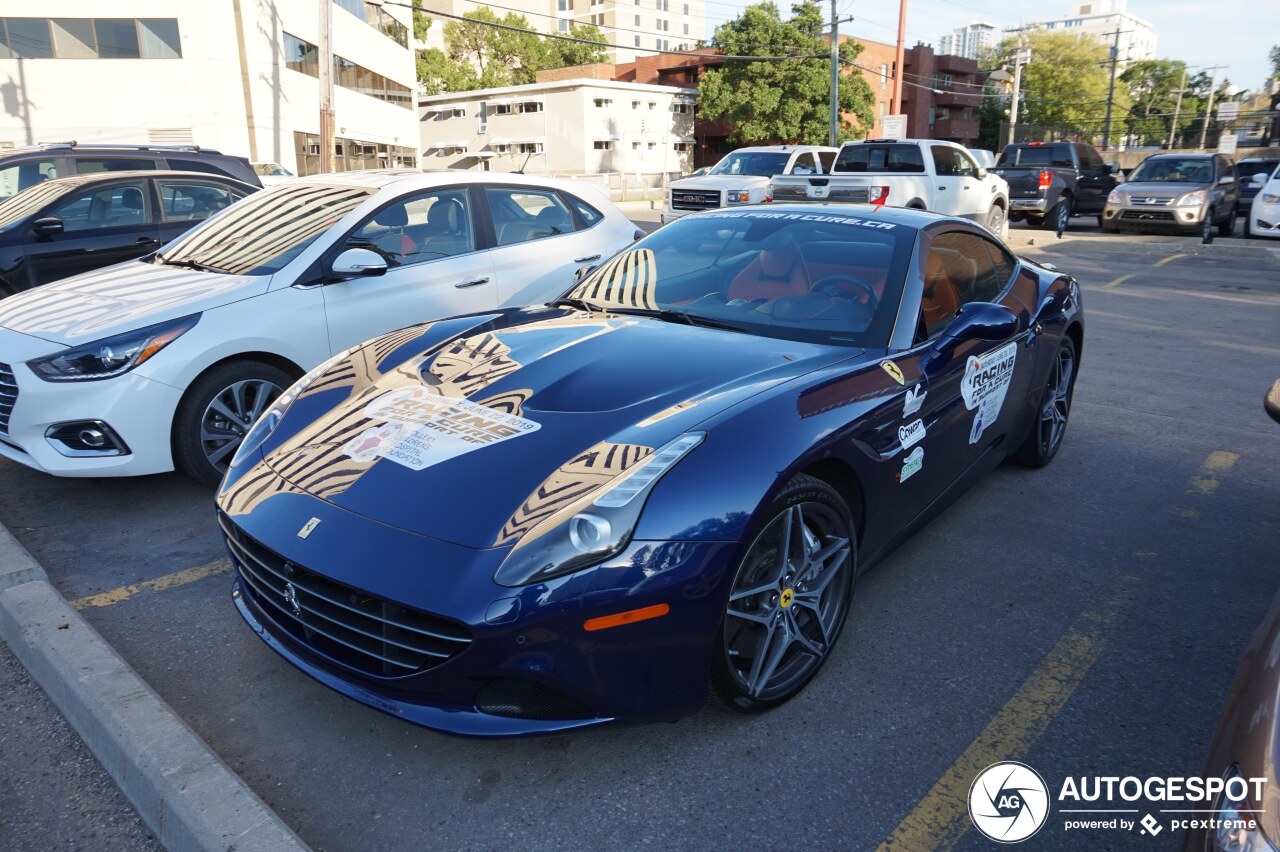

{"left": 1008, "top": 0, "right": 1157, "bottom": 67}
{"left": 418, "top": 0, "right": 706, "bottom": 64}
{"left": 419, "top": 77, "right": 697, "bottom": 174}
{"left": 937, "top": 22, "right": 998, "bottom": 61}
{"left": 0, "top": 0, "right": 418, "bottom": 175}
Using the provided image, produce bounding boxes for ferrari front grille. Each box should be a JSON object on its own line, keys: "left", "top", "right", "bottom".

{"left": 219, "top": 512, "right": 471, "bottom": 677}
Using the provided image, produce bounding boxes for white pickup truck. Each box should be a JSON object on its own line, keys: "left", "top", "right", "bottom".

{"left": 769, "top": 138, "right": 1010, "bottom": 234}
{"left": 662, "top": 145, "right": 838, "bottom": 224}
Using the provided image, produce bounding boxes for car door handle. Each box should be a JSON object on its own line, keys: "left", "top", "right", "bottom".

{"left": 574, "top": 254, "right": 601, "bottom": 263}
{"left": 135, "top": 236, "right": 159, "bottom": 246}
{"left": 454, "top": 277, "right": 490, "bottom": 289}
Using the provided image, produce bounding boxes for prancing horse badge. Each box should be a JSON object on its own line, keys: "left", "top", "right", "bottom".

{"left": 297, "top": 517, "right": 321, "bottom": 539}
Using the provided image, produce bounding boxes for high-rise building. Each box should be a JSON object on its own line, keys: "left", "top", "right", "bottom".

{"left": 0, "top": 1, "right": 420, "bottom": 176}
{"left": 1008, "top": 0, "right": 1156, "bottom": 68}
{"left": 419, "top": 0, "right": 706, "bottom": 64}
{"left": 937, "top": 22, "right": 997, "bottom": 61}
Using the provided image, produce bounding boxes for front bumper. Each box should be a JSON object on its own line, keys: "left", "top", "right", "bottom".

{"left": 1249, "top": 204, "right": 1280, "bottom": 239}
{"left": 1103, "top": 202, "right": 1205, "bottom": 232}
{"left": 0, "top": 362, "right": 182, "bottom": 476}
{"left": 218, "top": 480, "right": 737, "bottom": 736}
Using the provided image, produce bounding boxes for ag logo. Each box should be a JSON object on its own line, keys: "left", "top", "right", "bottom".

{"left": 968, "top": 761, "right": 1050, "bottom": 843}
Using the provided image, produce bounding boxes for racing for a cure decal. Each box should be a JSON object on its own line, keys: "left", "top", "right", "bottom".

{"left": 343, "top": 387, "right": 540, "bottom": 471}
{"left": 961, "top": 341, "right": 1018, "bottom": 445}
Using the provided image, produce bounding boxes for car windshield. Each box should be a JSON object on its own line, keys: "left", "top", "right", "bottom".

{"left": 708, "top": 152, "right": 790, "bottom": 178}
{"left": 254, "top": 164, "right": 293, "bottom": 176}
{"left": 157, "top": 182, "right": 373, "bottom": 275}
{"left": 1128, "top": 158, "right": 1214, "bottom": 183}
{"left": 0, "top": 179, "right": 81, "bottom": 229}
{"left": 1238, "top": 161, "right": 1280, "bottom": 183}
{"left": 562, "top": 211, "right": 914, "bottom": 348}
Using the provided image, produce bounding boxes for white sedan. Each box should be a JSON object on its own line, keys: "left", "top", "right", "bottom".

{"left": 0, "top": 170, "right": 639, "bottom": 484}
{"left": 1245, "top": 165, "right": 1280, "bottom": 240}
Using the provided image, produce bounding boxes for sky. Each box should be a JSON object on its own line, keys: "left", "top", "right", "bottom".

{"left": 702, "top": 0, "right": 1279, "bottom": 92}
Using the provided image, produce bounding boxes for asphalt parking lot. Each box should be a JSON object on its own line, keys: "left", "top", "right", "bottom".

{"left": 1, "top": 215, "right": 1278, "bottom": 850}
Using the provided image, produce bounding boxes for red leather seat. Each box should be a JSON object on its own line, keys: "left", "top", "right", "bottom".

{"left": 727, "top": 238, "right": 810, "bottom": 302}
{"left": 921, "top": 252, "right": 962, "bottom": 334}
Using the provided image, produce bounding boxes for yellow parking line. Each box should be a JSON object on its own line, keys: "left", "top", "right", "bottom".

{"left": 70, "top": 559, "right": 231, "bottom": 610}
{"left": 1175, "top": 451, "right": 1240, "bottom": 517}
{"left": 876, "top": 582, "right": 1133, "bottom": 851}
{"left": 1102, "top": 273, "right": 1135, "bottom": 289}
{"left": 1153, "top": 253, "right": 1185, "bottom": 267}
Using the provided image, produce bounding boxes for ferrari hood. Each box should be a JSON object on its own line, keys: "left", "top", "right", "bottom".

{"left": 0, "top": 260, "right": 269, "bottom": 347}
{"left": 246, "top": 311, "right": 851, "bottom": 549}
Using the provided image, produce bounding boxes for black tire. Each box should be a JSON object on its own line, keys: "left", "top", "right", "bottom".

{"left": 1051, "top": 197, "right": 1071, "bottom": 237}
{"left": 172, "top": 360, "right": 292, "bottom": 487}
{"left": 1201, "top": 212, "right": 1215, "bottom": 245}
{"left": 1218, "top": 206, "right": 1236, "bottom": 237}
{"left": 1096, "top": 214, "right": 1105, "bottom": 229}
{"left": 1026, "top": 214, "right": 1048, "bottom": 229}
{"left": 985, "top": 203, "right": 1006, "bottom": 236}
{"left": 711, "top": 474, "right": 856, "bottom": 713}
{"left": 1244, "top": 215, "right": 1253, "bottom": 239}
{"left": 1010, "top": 335, "right": 1077, "bottom": 468}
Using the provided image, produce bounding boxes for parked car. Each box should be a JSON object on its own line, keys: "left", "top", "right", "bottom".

{"left": 992, "top": 141, "right": 1120, "bottom": 231}
{"left": 1235, "top": 157, "right": 1280, "bottom": 214}
{"left": 662, "top": 145, "right": 839, "bottom": 223}
{"left": 1102, "top": 153, "right": 1239, "bottom": 242}
{"left": 1182, "top": 382, "right": 1280, "bottom": 852}
{"left": 967, "top": 148, "right": 997, "bottom": 169}
{"left": 252, "top": 162, "right": 297, "bottom": 187}
{"left": 0, "top": 143, "right": 261, "bottom": 203}
{"left": 769, "top": 139, "right": 1010, "bottom": 235}
{"left": 1244, "top": 163, "right": 1280, "bottom": 239}
{"left": 217, "top": 203, "right": 1083, "bottom": 736}
{"left": 0, "top": 170, "right": 640, "bottom": 485}
{"left": 0, "top": 170, "right": 256, "bottom": 295}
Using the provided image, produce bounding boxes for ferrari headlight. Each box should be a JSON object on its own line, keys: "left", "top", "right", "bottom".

{"left": 1261, "top": 193, "right": 1280, "bottom": 204}
{"left": 494, "top": 433, "right": 705, "bottom": 587}
{"left": 1211, "top": 767, "right": 1276, "bottom": 852}
{"left": 1106, "top": 188, "right": 1126, "bottom": 205}
{"left": 28, "top": 314, "right": 199, "bottom": 382}
{"left": 1176, "top": 190, "right": 1207, "bottom": 207}
{"left": 227, "top": 347, "right": 354, "bottom": 471}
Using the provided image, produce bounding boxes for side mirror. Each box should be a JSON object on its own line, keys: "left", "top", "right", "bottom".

{"left": 1104, "top": 162, "right": 1120, "bottom": 175}
{"left": 1249, "top": 173, "right": 1267, "bottom": 187}
{"left": 32, "top": 217, "right": 63, "bottom": 237}
{"left": 1218, "top": 174, "right": 1235, "bottom": 186}
{"left": 1266, "top": 379, "right": 1280, "bottom": 424}
{"left": 976, "top": 166, "right": 988, "bottom": 179}
{"left": 937, "top": 302, "right": 1020, "bottom": 346}
{"left": 331, "top": 247, "right": 387, "bottom": 279}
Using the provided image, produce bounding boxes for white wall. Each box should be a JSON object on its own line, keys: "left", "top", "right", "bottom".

{"left": 0, "top": 0, "right": 417, "bottom": 174}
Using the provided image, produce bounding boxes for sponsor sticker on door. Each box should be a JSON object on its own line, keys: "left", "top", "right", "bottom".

{"left": 961, "top": 342, "right": 1018, "bottom": 445}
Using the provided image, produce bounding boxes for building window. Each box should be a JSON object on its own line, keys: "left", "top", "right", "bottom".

{"left": 594, "top": 140, "right": 614, "bottom": 150}
{"left": 494, "top": 103, "right": 513, "bottom": 115}
{"left": 495, "top": 144, "right": 512, "bottom": 154}
{"left": 591, "top": 0, "right": 604, "bottom": 5}
{"left": 672, "top": 102, "right": 693, "bottom": 114}
{"left": 674, "top": 142, "right": 693, "bottom": 152}
{"left": 647, "top": 142, "right": 657, "bottom": 150}
{"left": 648, "top": 101, "right": 656, "bottom": 110}
{"left": 880, "top": 63, "right": 888, "bottom": 89}
{"left": 591, "top": 13, "right": 604, "bottom": 25}
{"left": 518, "top": 143, "right": 542, "bottom": 154}
{"left": 657, "top": 0, "right": 669, "bottom": 10}
{"left": 558, "top": 0, "right": 569, "bottom": 9}
{"left": 519, "top": 101, "right": 542, "bottom": 113}
{"left": 684, "top": 3, "right": 689, "bottom": 13}
{"left": 657, "top": 19, "right": 669, "bottom": 31}
{"left": 632, "top": 141, "right": 642, "bottom": 150}
{"left": 634, "top": 35, "right": 640, "bottom": 46}
{"left": 656, "top": 38, "right": 668, "bottom": 50}
{"left": 283, "top": 33, "right": 412, "bottom": 110}
{"left": 558, "top": 18, "right": 568, "bottom": 31}
{"left": 683, "top": 23, "right": 689, "bottom": 35}
{"left": 635, "top": 14, "right": 641, "bottom": 25}
{"left": 593, "top": 98, "right": 612, "bottom": 107}
{"left": 0, "top": 18, "right": 184, "bottom": 59}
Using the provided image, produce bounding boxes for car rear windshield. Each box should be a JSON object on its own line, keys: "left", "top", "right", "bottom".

{"left": 708, "top": 152, "right": 790, "bottom": 178}
{"left": 996, "top": 145, "right": 1073, "bottom": 168}
{"left": 158, "top": 182, "right": 373, "bottom": 275}
{"left": 564, "top": 210, "right": 914, "bottom": 348}
{"left": 1127, "top": 158, "right": 1215, "bottom": 183}
{"left": 833, "top": 144, "right": 925, "bottom": 174}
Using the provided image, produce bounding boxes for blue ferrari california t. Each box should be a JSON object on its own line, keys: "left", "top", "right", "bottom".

{"left": 217, "top": 204, "right": 1083, "bottom": 736}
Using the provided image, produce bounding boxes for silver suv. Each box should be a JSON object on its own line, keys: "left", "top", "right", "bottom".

{"left": 1102, "top": 153, "right": 1239, "bottom": 241}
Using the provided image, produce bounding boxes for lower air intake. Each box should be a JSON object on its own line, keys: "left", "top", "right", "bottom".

{"left": 475, "top": 678, "right": 596, "bottom": 720}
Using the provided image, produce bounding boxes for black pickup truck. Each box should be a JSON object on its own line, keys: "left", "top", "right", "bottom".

{"left": 993, "top": 142, "right": 1121, "bottom": 231}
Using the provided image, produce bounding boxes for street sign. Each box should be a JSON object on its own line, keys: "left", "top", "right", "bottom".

{"left": 882, "top": 114, "right": 907, "bottom": 140}
{"left": 1217, "top": 102, "right": 1239, "bottom": 122}
{"left": 1218, "top": 134, "right": 1238, "bottom": 154}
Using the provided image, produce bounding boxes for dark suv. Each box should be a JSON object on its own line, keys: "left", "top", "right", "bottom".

{"left": 0, "top": 170, "right": 256, "bottom": 294}
{"left": 0, "top": 143, "right": 261, "bottom": 203}
{"left": 1236, "top": 157, "right": 1280, "bottom": 214}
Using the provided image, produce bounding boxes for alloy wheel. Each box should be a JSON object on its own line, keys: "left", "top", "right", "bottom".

{"left": 1039, "top": 344, "right": 1075, "bottom": 455}
{"left": 199, "top": 379, "right": 283, "bottom": 472}
{"left": 722, "top": 501, "right": 853, "bottom": 701}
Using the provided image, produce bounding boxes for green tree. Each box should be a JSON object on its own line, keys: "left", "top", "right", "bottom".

{"left": 995, "top": 30, "right": 1126, "bottom": 130}
{"left": 697, "top": 1, "right": 874, "bottom": 144}
{"left": 1121, "top": 59, "right": 1192, "bottom": 146}
{"left": 417, "top": 47, "right": 478, "bottom": 95}
{"left": 548, "top": 23, "right": 608, "bottom": 67}
{"left": 1270, "top": 45, "right": 1280, "bottom": 78}
{"left": 444, "top": 8, "right": 549, "bottom": 88}
{"left": 411, "top": 4, "right": 431, "bottom": 42}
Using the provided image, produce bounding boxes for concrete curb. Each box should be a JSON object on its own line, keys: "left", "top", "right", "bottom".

{"left": 0, "top": 523, "right": 309, "bottom": 852}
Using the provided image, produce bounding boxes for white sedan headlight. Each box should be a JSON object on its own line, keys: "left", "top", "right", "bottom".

{"left": 1261, "top": 193, "right": 1280, "bottom": 205}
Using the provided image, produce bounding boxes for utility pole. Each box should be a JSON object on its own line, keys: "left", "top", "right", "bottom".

{"left": 1006, "top": 44, "right": 1030, "bottom": 146}
{"left": 1167, "top": 64, "right": 1188, "bottom": 149}
{"left": 1198, "top": 63, "right": 1225, "bottom": 150}
{"left": 1101, "top": 28, "right": 1125, "bottom": 151}
{"left": 829, "top": 0, "right": 839, "bottom": 146}
{"left": 318, "top": 0, "right": 336, "bottom": 173}
{"left": 890, "top": 0, "right": 906, "bottom": 115}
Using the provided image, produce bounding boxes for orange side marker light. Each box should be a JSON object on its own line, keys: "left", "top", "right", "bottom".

{"left": 583, "top": 603, "right": 670, "bottom": 632}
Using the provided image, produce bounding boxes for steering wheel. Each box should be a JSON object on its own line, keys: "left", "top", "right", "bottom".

{"left": 812, "top": 275, "right": 879, "bottom": 311}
